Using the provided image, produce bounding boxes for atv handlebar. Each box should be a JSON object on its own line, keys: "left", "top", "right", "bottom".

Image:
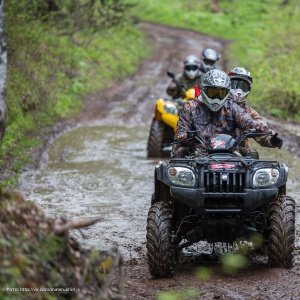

{"left": 187, "top": 129, "right": 270, "bottom": 139}
{"left": 242, "top": 128, "right": 272, "bottom": 138}
{"left": 173, "top": 98, "right": 186, "bottom": 105}
{"left": 167, "top": 70, "right": 175, "bottom": 79}
{"left": 173, "top": 129, "right": 272, "bottom": 147}
{"left": 234, "top": 129, "right": 272, "bottom": 149}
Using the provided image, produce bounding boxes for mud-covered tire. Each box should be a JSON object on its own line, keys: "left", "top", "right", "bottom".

{"left": 268, "top": 195, "right": 295, "bottom": 268}
{"left": 146, "top": 201, "right": 177, "bottom": 278}
{"left": 147, "top": 120, "right": 165, "bottom": 157}
{"left": 151, "top": 192, "right": 156, "bottom": 205}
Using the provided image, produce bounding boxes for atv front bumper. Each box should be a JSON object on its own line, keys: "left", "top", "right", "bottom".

{"left": 170, "top": 187, "right": 278, "bottom": 215}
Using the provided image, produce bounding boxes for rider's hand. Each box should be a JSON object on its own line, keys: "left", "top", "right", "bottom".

{"left": 176, "top": 132, "right": 187, "bottom": 141}
{"left": 270, "top": 133, "right": 283, "bottom": 148}
{"left": 166, "top": 83, "right": 178, "bottom": 97}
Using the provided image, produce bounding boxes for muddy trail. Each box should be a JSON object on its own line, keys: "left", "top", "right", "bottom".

{"left": 18, "top": 22, "right": 300, "bottom": 299}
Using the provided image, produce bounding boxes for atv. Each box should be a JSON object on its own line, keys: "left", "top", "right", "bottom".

{"left": 147, "top": 70, "right": 195, "bottom": 157}
{"left": 146, "top": 129, "right": 295, "bottom": 278}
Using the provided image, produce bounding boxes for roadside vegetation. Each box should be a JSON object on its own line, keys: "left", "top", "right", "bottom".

{"left": 1, "top": 2, "right": 144, "bottom": 298}
{"left": 1, "top": 0, "right": 151, "bottom": 186}
{"left": 0, "top": 190, "right": 126, "bottom": 300}
{"left": 127, "top": 0, "right": 300, "bottom": 121}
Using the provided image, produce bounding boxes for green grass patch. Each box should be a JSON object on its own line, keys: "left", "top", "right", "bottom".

{"left": 1, "top": 2, "right": 151, "bottom": 186}
{"left": 127, "top": 0, "right": 300, "bottom": 121}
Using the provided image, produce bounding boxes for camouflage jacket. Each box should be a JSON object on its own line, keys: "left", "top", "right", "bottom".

{"left": 172, "top": 95, "right": 270, "bottom": 157}
{"left": 166, "top": 72, "right": 204, "bottom": 98}
{"left": 240, "top": 105, "right": 274, "bottom": 148}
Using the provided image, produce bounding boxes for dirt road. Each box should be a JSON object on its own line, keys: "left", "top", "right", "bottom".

{"left": 18, "top": 22, "right": 300, "bottom": 300}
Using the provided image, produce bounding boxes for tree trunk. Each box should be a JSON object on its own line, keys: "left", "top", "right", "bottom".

{"left": 0, "top": 0, "right": 7, "bottom": 143}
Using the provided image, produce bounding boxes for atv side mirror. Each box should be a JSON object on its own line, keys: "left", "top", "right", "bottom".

{"left": 167, "top": 70, "right": 175, "bottom": 79}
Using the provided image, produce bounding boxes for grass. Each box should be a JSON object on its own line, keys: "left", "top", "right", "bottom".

{"left": 126, "top": 0, "right": 300, "bottom": 120}
{"left": 1, "top": 3, "right": 152, "bottom": 187}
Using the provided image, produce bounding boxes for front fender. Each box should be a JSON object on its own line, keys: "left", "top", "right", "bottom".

{"left": 185, "top": 88, "right": 195, "bottom": 99}
{"left": 161, "top": 114, "right": 178, "bottom": 130}
{"left": 155, "top": 160, "right": 168, "bottom": 182}
{"left": 155, "top": 99, "right": 179, "bottom": 129}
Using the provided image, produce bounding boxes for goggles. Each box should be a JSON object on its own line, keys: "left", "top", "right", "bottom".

{"left": 205, "top": 86, "right": 229, "bottom": 99}
{"left": 185, "top": 65, "right": 198, "bottom": 71}
{"left": 230, "top": 79, "right": 251, "bottom": 93}
{"left": 203, "top": 58, "right": 216, "bottom": 66}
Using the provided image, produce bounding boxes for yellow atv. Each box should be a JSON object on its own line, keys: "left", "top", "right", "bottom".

{"left": 147, "top": 71, "right": 195, "bottom": 157}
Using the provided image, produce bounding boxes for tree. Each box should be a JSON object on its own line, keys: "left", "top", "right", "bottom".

{"left": 0, "top": 0, "right": 7, "bottom": 143}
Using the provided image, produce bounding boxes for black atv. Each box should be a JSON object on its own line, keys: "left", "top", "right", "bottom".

{"left": 146, "top": 130, "right": 295, "bottom": 278}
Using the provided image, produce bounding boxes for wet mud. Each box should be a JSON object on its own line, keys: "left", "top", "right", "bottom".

{"left": 18, "top": 22, "right": 300, "bottom": 299}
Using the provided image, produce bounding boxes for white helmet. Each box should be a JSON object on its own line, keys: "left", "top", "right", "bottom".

{"left": 183, "top": 55, "right": 200, "bottom": 79}
{"left": 199, "top": 69, "right": 231, "bottom": 112}
{"left": 227, "top": 67, "right": 252, "bottom": 105}
{"left": 200, "top": 48, "right": 221, "bottom": 73}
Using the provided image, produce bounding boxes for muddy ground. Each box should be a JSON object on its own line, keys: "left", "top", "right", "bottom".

{"left": 18, "top": 22, "right": 300, "bottom": 299}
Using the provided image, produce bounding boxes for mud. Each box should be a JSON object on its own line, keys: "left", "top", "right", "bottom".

{"left": 18, "top": 22, "right": 300, "bottom": 299}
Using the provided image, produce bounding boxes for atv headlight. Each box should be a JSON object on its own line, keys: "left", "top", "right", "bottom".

{"left": 253, "top": 168, "right": 279, "bottom": 187}
{"left": 168, "top": 167, "right": 196, "bottom": 186}
{"left": 163, "top": 103, "right": 178, "bottom": 115}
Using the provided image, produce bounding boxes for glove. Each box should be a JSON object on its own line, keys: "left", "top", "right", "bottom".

{"left": 176, "top": 132, "right": 187, "bottom": 141}
{"left": 270, "top": 133, "right": 283, "bottom": 148}
{"left": 166, "top": 83, "right": 178, "bottom": 97}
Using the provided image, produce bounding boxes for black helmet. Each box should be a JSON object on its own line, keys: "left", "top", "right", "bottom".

{"left": 183, "top": 55, "right": 200, "bottom": 79}
{"left": 227, "top": 67, "right": 252, "bottom": 105}
{"left": 199, "top": 69, "right": 231, "bottom": 112}
{"left": 200, "top": 48, "right": 221, "bottom": 73}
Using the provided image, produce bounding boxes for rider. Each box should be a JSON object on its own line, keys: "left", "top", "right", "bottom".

{"left": 171, "top": 69, "right": 280, "bottom": 158}
{"left": 227, "top": 67, "right": 283, "bottom": 158}
{"left": 199, "top": 48, "right": 221, "bottom": 73}
{"left": 166, "top": 55, "right": 203, "bottom": 99}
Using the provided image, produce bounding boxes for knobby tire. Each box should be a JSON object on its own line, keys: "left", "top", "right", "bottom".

{"left": 147, "top": 120, "right": 165, "bottom": 157}
{"left": 146, "top": 201, "right": 177, "bottom": 278}
{"left": 268, "top": 195, "right": 295, "bottom": 268}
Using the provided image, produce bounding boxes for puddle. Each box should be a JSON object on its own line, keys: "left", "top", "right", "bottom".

{"left": 18, "top": 125, "right": 160, "bottom": 260}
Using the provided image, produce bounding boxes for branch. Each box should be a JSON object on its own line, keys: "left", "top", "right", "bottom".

{"left": 53, "top": 217, "right": 102, "bottom": 235}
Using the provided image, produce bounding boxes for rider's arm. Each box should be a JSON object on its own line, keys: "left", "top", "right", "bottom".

{"left": 246, "top": 106, "right": 275, "bottom": 147}
{"left": 174, "top": 101, "right": 194, "bottom": 140}
{"left": 171, "top": 101, "right": 196, "bottom": 158}
{"left": 233, "top": 102, "right": 270, "bottom": 133}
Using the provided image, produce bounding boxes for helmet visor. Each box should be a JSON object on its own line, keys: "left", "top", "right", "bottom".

{"left": 185, "top": 65, "right": 198, "bottom": 71}
{"left": 203, "top": 58, "right": 215, "bottom": 66}
{"left": 231, "top": 79, "right": 251, "bottom": 93}
{"left": 205, "top": 87, "right": 228, "bottom": 99}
